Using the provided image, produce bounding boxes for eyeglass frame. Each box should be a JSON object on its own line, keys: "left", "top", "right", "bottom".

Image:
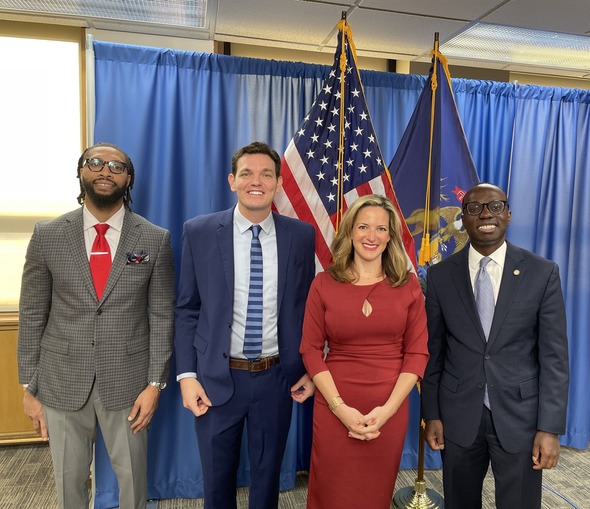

{"left": 84, "top": 157, "right": 128, "bottom": 175}
{"left": 462, "top": 200, "right": 509, "bottom": 216}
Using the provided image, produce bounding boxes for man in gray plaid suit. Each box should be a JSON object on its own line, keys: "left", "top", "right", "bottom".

{"left": 18, "top": 142, "right": 175, "bottom": 509}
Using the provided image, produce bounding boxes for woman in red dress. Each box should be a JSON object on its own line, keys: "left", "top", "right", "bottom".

{"left": 300, "top": 194, "right": 429, "bottom": 509}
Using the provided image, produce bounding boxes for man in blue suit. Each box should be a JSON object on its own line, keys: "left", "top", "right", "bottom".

{"left": 174, "top": 141, "right": 316, "bottom": 509}
{"left": 421, "top": 183, "right": 569, "bottom": 509}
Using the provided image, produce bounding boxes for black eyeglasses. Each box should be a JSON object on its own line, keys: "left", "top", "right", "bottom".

{"left": 463, "top": 200, "right": 508, "bottom": 216}
{"left": 84, "top": 157, "right": 128, "bottom": 175}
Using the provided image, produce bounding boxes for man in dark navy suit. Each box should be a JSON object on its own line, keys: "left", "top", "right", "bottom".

{"left": 421, "top": 183, "right": 569, "bottom": 509}
{"left": 174, "top": 141, "right": 316, "bottom": 509}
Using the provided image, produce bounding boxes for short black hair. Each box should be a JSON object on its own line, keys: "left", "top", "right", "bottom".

{"left": 230, "top": 141, "right": 281, "bottom": 177}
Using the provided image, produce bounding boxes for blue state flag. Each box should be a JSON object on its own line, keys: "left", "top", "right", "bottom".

{"left": 389, "top": 48, "right": 479, "bottom": 270}
{"left": 389, "top": 44, "right": 479, "bottom": 472}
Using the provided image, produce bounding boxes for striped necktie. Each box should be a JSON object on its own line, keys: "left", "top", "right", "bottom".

{"left": 90, "top": 224, "right": 112, "bottom": 300}
{"left": 243, "top": 224, "right": 263, "bottom": 359}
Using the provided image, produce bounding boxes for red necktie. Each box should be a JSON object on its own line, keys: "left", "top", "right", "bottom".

{"left": 90, "top": 224, "right": 112, "bottom": 300}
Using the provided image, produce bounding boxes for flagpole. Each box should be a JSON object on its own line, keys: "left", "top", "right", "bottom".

{"left": 392, "top": 407, "right": 444, "bottom": 508}
{"left": 335, "top": 10, "right": 348, "bottom": 232}
{"left": 418, "top": 32, "right": 439, "bottom": 266}
{"left": 392, "top": 35, "right": 444, "bottom": 508}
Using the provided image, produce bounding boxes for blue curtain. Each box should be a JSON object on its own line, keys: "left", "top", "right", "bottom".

{"left": 92, "top": 41, "right": 589, "bottom": 507}
{"left": 508, "top": 85, "right": 590, "bottom": 450}
{"left": 452, "top": 79, "right": 516, "bottom": 188}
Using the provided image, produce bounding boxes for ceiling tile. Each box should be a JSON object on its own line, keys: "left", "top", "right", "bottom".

{"left": 482, "top": 0, "right": 590, "bottom": 35}
{"left": 358, "top": 0, "right": 502, "bottom": 20}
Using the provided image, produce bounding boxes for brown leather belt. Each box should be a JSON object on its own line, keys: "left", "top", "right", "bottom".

{"left": 229, "top": 355, "right": 280, "bottom": 372}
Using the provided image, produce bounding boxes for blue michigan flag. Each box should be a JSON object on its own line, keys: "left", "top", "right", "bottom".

{"left": 389, "top": 47, "right": 479, "bottom": 269}
{"left": 389, "top": 43, "right": 480, "bottom": 471}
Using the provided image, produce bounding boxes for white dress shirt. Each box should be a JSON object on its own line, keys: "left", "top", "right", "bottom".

{"left": 82, "top": 204, "right": 125, "bottom": 260}
{"left": 468, "top": 241, "right": 507, "bottom": 304}
{"left": 231, "top": 207, "right": 279, "bottom": 359}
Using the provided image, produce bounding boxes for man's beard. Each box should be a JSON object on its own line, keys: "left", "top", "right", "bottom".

{"left": 81, "top": 175, "right": 127, "bottom": 208}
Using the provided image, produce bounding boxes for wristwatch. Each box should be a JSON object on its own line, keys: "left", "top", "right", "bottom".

{"left": 148, "top": 382, "right": 167, "bottom": 391}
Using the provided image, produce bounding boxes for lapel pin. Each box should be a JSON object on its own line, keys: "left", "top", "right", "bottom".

{"left": 513, "top": 269, "right": 520, "bottom": 276}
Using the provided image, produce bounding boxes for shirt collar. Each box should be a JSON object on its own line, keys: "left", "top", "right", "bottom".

{"left": 468, "top": 241, "right": 507, "bottom": 271}
{"left": 83, "top": 204, "right": 125, "bottom": 232}
{"left": 233, "top": 206, "right": 274, "bottom": 235}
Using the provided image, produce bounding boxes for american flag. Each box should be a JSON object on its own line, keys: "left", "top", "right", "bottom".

{"left": 274, "top": 19, "right": 416, "bottom": 271}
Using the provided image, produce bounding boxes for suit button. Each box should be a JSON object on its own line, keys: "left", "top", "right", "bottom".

{"left": 91, "top": 340, "right": 95, "bottom": 346}
{"left": 223, "top": 353, "right": 228, "bottom": 359}
{"left": 484, "top": 353, "right": 490, "bottom": 360}
{"left": 96, "top": 309, "right": 102, "bottom": 315}
{"left": 477, "top": 383, "right": 484, "bottom": 390}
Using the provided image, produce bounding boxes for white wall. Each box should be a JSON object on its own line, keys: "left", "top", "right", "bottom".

{"left": 89, "top": 28, "right": 215, "bottom": 53}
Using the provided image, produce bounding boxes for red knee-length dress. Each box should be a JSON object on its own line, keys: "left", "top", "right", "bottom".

{"left": 300, "top": 272, "right": 429, "bottom": 509}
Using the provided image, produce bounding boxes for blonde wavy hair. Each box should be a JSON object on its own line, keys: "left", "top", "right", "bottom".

{"left": 328, "top": 194, "right": 410, "bottom": 287}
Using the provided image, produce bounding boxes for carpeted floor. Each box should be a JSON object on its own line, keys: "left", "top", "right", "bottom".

{"left": 1, "top": 443, "right": 588, "bottom": 508}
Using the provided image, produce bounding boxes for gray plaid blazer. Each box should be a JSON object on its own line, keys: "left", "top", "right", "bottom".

{"left": 18, "top": 207, "right": 175, "bottom": 412}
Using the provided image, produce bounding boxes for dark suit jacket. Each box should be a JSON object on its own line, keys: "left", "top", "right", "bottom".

{"left": 174, "top": 207, "right": 316, "bottom": 406}
{"left": 421, "top": 242, "right": 569, "bottom": 453}
{"left": 18, "top": 208, "right": 175, "bottom": 412}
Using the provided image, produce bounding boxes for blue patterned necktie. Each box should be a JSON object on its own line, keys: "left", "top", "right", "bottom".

{"left": 243, "top": 224, "right": 263, "bottom": 359}
{"left": 475, "top": 256, "right": 495, "bottom": 340}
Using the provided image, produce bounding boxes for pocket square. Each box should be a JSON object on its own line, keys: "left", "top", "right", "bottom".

{"left": 126, "top": 251, "right": 150, "bottom": 264}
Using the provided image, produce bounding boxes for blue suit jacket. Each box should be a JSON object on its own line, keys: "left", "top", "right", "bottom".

{"left": 174, "top": 207, "right": 316, "bottom": 405}
{"left": 421, "top": 242, "right": 569, "bottom": 453}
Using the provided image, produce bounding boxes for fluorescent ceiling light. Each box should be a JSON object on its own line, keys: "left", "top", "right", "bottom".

{"left": 0, "top": 0, "right": 207, "bottom": 28}
{"left": 441, "top": 23, "right": 590, "bottom": 73}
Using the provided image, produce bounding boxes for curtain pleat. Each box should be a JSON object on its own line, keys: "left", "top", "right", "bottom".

{"left": 92, "top": 41, "right": 589, "bottom": 508}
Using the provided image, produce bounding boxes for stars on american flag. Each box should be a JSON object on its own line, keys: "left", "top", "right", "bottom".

{"left": 292, "top": 39, "right": 383, "bottom": 216}
{"left": 276, "top": 20, "right": 416, "bottom": 271}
